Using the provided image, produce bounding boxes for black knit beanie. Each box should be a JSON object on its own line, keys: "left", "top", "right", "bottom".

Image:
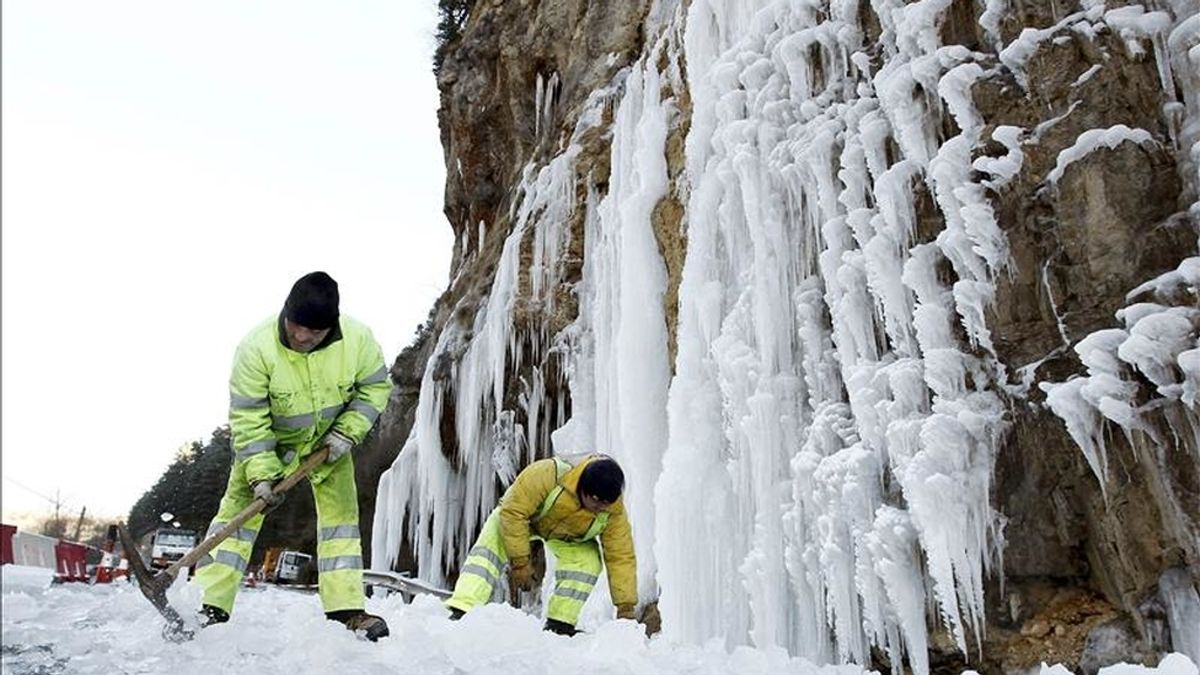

{"left": 284, "top": 272, "right": 340, "bottom": 329}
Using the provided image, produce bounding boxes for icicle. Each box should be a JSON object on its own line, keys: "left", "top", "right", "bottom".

{"left": 588, "top": 50, "right": 674, "bottom": 602}
{"left": 535, "top": 72, "right": 544, "bottom": 136}
{"left": 659, "top": 0, "right": 1009, "bottom": 669}
{"left": 978, "top": 0, "right": 1007, "bottom": 53}
{"left": 1040, "top": 247, "right": 1200, "bottom": 494}
{"left": 1159, "top": 567, "right": 1200, "bottom": 663}
{"left": 1117, "top": 307, "right": 1200, "bottom": 397}
{"left": 998, "top": 7, "right": 1103, "bottom": 88}
{"left": 1046, "top": 125, "right": 1155, "bottom": 185}
{"left": 544, "top": 71, "right": 560, "bottom": 131}
{"left": 374, "top": 79, "right": 619, "bottom": 584}
{"left": 866, "top": 506, "right": 930, "bottom": 675}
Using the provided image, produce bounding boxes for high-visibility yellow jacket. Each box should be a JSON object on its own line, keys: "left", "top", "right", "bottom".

{"left": 228, "top": 314, "right": 392, "bottom": 485}
{"left": 498, "top": 457, "right": 637, "bottom": 607}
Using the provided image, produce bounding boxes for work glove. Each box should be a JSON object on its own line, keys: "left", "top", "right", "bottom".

{"left": 252, "top": 480, "right": 284, "bottom": 511}
{"left": 509, "top": 557, "right": 534, "bottom": 592}
{"left": 616, "top": 604, "right": 637, "bottom": 621}
{"left": 323, "top": 430, "right": 355, "bottom": 464}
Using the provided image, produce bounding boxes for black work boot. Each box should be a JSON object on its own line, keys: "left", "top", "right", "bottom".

{"left": 327, "top": 609, "right": 390, "bottom": 642}
{"left": 198, "top": 604, "right": 230, "bottom": 627}
{"left": 448, "top": 607, "right": 466, "bottom": 621}
{"left": 543, "top": 619, "right": 578, "bottom": 636}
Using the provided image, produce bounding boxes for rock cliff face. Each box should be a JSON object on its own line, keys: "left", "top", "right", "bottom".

{"left": 369, "top": 1, "right": 1200, "bottom": 673}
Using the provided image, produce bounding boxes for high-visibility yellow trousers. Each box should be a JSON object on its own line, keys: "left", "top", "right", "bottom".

{"left": 445, "top": 509, "right": 602, "bottom": 626}
{"left": 194, "top": 452, "right": 365, "bottom": 614}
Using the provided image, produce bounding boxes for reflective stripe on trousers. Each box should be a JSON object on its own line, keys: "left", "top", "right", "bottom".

{"left": 445, "top": 511, "right": 509, "bottom": 614}
{"left": 193, "top": 451, "right": 365, "bottom": 614}
{"left": 192, "top": 460, "right": 264, "bottom": 613}
{"left": 542, "top": 536, "right": 601, "bottom": 625}
{"left": 311, "top": 453, "right": 364, "bottom": 612}
{"left": 444, "top": 507, "right": 602, "bottom": 626}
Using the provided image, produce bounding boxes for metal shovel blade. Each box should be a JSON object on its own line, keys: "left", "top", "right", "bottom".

{"left": 114, "top": 447, "right": 332, "bottom": 642}
{"left": 117, "top": 525, "right": 194, "bottom": 642}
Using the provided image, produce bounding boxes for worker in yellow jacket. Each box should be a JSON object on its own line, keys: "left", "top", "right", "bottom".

{"left": 194, "top": 271, "right": 393, "bottom": 641}
{"left": 445, "top": 454, "right": 637, "bottom": 635}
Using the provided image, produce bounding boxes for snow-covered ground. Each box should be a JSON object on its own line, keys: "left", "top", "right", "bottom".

{"left": 1, "top": 572, "right": 869, "bottom": 675}
{"left": 4, "top": 569, "right": 1198, "bottom": 675}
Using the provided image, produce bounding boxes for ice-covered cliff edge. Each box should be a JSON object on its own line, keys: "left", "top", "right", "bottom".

{"left": 372, "top": 1, "right": 1200, "bottom": 671}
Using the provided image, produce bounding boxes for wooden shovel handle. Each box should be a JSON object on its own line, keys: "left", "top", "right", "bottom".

{"left": 161, "top": 446, "right": 330, "bottom": 579}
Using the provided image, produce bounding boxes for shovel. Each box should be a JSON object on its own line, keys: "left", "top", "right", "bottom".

{"left": 120, "top": 446, "right": 330, "bottom": 641}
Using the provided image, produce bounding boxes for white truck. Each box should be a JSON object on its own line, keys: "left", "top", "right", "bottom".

{"left": 272, "top": 550, "right": 313, "bottom": 584}
{"left": 149, "top": 528, "right": 197, "bottom": 572}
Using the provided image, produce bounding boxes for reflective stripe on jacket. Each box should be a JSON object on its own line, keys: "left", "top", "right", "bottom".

{"left": 498, "top": 456, "right": 637, "bottom": 607}
{"left": 228, "top": 314, "right": 392, "bottom": 485}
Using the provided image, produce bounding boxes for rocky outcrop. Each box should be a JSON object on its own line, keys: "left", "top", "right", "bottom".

{"left": 437, "top": 0, "right": 651, "bottom": 270}
{"left": 373, "top": 1, "right": 1200, "bottom": 672}
{"left": 958, "top": 3, "right": 1200, "bottom": 670}
{"left": 364, "top": 0, "right": 656, "bottom": 575}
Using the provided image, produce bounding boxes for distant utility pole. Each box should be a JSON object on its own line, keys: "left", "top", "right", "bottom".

{"left": 2, "top": 476, "right": 75, "bottom": 538}
{"left": 46, "top": 488, "right": 71, "bottom": 539}
{"left": 54, "top": 489, "right": 64, "bottom": 534}
{"left": 73, "top": 506, "right": 87, "bottom": 541}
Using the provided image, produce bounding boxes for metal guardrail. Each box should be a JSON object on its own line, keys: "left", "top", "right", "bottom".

{"left": 362, "top": 570, "right": 451, "bottom": 600}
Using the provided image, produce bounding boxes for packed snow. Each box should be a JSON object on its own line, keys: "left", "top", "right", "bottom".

{"left": 4, "top": 574, "right": 1200, "bottom": 675}
{"left": 1, "top": 574, "right": 875, "bottom": 675}
{"left": 0, "top": 565, "right": 55, "bottom": 594}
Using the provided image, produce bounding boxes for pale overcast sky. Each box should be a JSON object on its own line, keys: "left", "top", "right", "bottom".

{"left": 1, "top": 2, "right": 454, "bottom": 524}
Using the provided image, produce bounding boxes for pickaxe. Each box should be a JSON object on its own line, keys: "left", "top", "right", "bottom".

{"left": 120, "top": 447, "right": 330, "bottom": 641}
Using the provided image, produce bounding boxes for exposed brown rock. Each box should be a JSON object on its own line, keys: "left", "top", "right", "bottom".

{"left": 652, "top": 69, "right": 690, "bottom": 372}
{"left": 998, "top": 589, "right": 1120, "bottom": 673}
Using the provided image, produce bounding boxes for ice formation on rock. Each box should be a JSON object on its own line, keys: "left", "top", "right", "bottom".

{"left": 376, "top": 1, "right": 1200, "bottom": 672}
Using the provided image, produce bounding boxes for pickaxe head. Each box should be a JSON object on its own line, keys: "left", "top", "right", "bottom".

{"left": 117, "top": 525, "right": 195, "bottom": 642}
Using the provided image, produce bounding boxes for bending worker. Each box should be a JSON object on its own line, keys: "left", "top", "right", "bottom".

{"left": 446, "top": 454, "right": 637, "bottom": 635}
{"left": 194, "top": 271, "right": 393, "bottom": 641}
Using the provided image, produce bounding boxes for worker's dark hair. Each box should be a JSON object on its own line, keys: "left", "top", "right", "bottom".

{"left": 578, "top": 457, "right": 624, "bottom": 503}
